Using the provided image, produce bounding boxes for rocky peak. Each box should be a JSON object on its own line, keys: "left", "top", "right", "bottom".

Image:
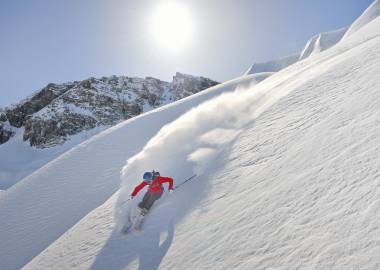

{"left": 171, "top": 72, "right": 217, "bottom": 100}
{"left": 1, "top": 73, "right": 218, "bottom": 148}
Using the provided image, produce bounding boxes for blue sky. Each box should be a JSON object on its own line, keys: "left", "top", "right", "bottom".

{"left": 0, "top": 0, "right": 373, "bottom": 107}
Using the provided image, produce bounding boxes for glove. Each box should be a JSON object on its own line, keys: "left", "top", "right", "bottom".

{"left": 168, "top": 189, "right": 173, "bottom": 194}
{"left": 130, "top": 195, "right": 135, "bottom": 199}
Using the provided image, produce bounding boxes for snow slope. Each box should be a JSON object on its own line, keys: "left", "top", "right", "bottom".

{"left": 0, "top": 73, "right": 269, "bottom": 270}
{"left": 24, "top": 7, "right": 380, "bottom": 270}
{"left": 0, "top": 126, "right": 108, "bottom": 190}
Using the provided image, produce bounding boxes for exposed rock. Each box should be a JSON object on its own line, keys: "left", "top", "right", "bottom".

{"left": 0, "top": 123, "right": 14, "bottom": 144}
{"left": 0, "top": 110, "right": 14, "bottom": 144}
{"left": 0, "top": 110, "right": 7, "bottom": 122}
{"left": 170, "top": 72, "right": 217, "bottom": 100}
{"left": 5, "top": 83, "right": 74, "bottom": 128}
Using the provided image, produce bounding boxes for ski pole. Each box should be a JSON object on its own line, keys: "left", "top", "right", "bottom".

{"left": 173, "top": 174, "right": 197, "bottom": 190}
{"left": 119, "top": 197, "right": 132, "bottom": 207}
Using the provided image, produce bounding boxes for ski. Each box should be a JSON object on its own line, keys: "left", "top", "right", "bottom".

{"left": 120, "top": 212, "right": 134, "bottom": 235}
{"left": 132, "top": 213, "right": 145, "bottom": 231}
{"left": 121, "top": 208, "right": 148, "bottom": 235}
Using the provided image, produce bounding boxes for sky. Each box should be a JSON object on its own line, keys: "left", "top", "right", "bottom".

{"left": 0, "top": 0, "right": 373, "bottom": 107}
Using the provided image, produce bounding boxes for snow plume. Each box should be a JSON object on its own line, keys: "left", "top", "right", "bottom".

{"left": 115, "top": 70, "right": 297, "bottom": 228}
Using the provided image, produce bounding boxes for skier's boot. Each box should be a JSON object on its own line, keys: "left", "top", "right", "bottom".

{"left": 139, "top": 207, "right": 149, "bottom": 216}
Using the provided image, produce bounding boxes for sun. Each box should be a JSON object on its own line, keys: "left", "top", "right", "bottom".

{"left": 148, "top": 2, "right": 194, "bottom": 52}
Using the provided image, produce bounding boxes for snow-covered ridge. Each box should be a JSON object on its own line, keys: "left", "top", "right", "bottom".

{"left": 246, "top": 27, "right": 347, "bottom": 77}
{"left": 245, "top": 1, "right": 380, "bottom": 77}
{"left": 299, "top": 27, "right": 348, "bottom": 60}
{"left": 343, "top": 0, "right": 380, "bottom": 39}
{"left": 245, "top": 54, "right": 299, "bottom": 75}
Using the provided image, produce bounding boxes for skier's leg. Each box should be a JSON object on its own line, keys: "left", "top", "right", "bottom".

{"left": 144, "top": 192, "right": 162, "bottom": 211}
{"left": 133, "top": 192, "right": 162, "bottom": 231}
{"left": 138, "top": 192, "right": 150, "bottom": 210}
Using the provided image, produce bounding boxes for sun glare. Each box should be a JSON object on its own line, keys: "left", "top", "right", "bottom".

{"left": 149, "top": 2, "right": 194, "bottom": 52}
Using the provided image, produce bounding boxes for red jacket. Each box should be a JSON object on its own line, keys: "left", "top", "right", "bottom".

{"left": 131, "top": 176, "right": 174, "bottom": 196}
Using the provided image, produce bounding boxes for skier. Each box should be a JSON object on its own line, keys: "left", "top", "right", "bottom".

{"left": 130, "top": 170, "right": 174, "bottom": 216}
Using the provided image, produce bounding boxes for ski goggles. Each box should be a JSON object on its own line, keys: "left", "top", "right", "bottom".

{"left": 143, "top": 172, "right": 153, "bottom": 181}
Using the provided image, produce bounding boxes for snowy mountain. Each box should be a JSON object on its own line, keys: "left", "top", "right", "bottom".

{"left": 0, "top": 72, "right": 218, "bottom": 189}
{"left": 1, "top": 1, "right": 380, "bottom": 269}
{"left": 1, "top": 73, "right": 218, "bottom": 148}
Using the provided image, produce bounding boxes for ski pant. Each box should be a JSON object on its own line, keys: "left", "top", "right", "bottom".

{"left": 138, "top": 191, "right": 162, "bottom": 211}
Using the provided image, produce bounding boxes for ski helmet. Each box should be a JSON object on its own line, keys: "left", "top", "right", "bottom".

{"left": 143, "top": 171, "right": 153, "bottom": 181}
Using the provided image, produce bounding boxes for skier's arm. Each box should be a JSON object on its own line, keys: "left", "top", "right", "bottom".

{"left": 131, "top": 181, "right": 148, "bottom": 196}
{"left": 159, "top": 176, "right": 174, "bottom": 190}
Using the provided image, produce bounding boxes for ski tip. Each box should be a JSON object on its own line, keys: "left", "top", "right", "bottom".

{"left": 120, "top": 223, "right": 132, "bottom": 236}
